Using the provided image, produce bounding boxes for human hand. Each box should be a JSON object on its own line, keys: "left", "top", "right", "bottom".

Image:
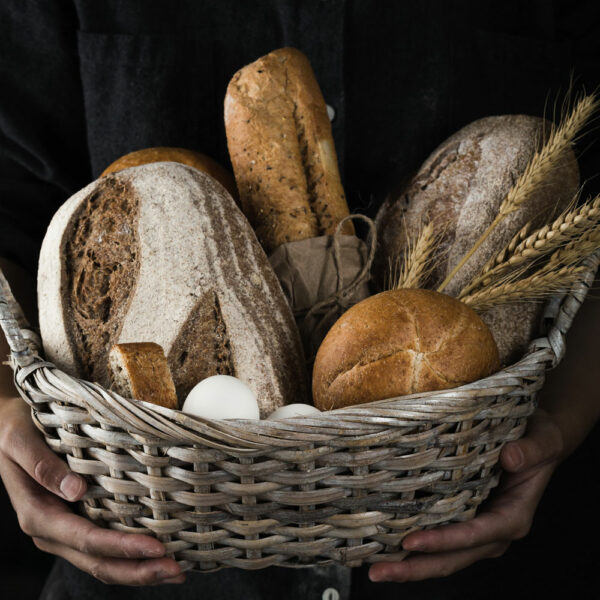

{"left": 0, "top": 396, "right": 185, "bottom": 586}
{"left": 369, "top": 408, "right": 564, "bottom": 583}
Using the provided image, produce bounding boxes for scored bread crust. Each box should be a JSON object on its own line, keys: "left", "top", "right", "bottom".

{"left": 38, "top": 162, "right": 308, "bottom": 417}
{"left": 225, "top": 47, "right": 354, "bottom": 253}
{"left": 312, "top": 289, "right": 500, "bottom": 410}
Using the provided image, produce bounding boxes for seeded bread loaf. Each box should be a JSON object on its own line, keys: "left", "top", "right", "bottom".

{"left": 224, "top": 47, "right": 354, "bottom": 253}
{"left": 101, "top": 146, "right": 239, "bottom": 202}
{"left": 109, "top": 342, "right": 178, "bottom": 410}
{"left": 38, "top": 162, "right": 308, "bottom": 417}
{"left": 375, "top": 115, "right": 579, "bottom": 363}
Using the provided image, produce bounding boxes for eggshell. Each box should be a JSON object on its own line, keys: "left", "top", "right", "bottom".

{"left": 182, "top": 375, "right": 259, "bottom": 420}
{"left": 268, "top": 403, "right": 322, "bottom": 420}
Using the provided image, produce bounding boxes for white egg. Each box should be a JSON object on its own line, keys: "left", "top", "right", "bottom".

{"left": 268, "top": 403, "right": 321, "bottom": 420}
{"left": 182, "top": 375, "right": 259, "bottom": 420}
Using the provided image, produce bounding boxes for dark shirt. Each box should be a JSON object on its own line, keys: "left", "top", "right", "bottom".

{"left": 1, "top": 1, "right": 600, "bottom": 599}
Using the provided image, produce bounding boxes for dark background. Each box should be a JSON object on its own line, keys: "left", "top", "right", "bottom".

{"left": 1, "top": 1, "right": 600, "bottom": 598}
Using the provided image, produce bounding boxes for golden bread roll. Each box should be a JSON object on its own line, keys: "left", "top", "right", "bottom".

{"left": 109, "top": 342, "right": 179, "bottom": 410}
{"left": 101, "top": 146, "right": 239, "bottom": 202}
{"left": 225, "top": 47, "right": 354, "bottom": 252}
{"left": 312, "top": 289, "right": 500, "bottom": 410}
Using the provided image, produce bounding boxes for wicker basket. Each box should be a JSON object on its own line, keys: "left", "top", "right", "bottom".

{"left": 1, "top": 251, "right": 598, "bottom": 573}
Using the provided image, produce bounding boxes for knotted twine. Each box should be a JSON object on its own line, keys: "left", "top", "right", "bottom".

{"left": 269, "top": 214, "right": 377, "bottom": 362}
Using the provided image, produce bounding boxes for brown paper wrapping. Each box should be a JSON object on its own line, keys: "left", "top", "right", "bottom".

{"left": 268, "top": 216, "right": 376, "bottom": 360}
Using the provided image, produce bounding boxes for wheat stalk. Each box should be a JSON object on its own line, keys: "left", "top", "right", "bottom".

{"left": 462, "top": 264, "right": 587, "bottom": 312}
{"left": 389, "top": 222, "right": 438, "bottom": 289}
{"left": 437, "top": 92, "right": 599, "bottom": 293}
{"left": 459, "top": 195, "right": 600, "bottom": 297}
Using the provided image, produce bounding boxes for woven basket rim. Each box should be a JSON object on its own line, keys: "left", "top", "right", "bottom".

{"left": 1, "top": 251, "right": 598, "bottom": 451}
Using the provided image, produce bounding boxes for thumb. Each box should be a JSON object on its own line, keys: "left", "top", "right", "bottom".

{"left": 501, "top": 409, "right": 564, "bottom": 473}
{"left": 2, "top": 407, "right": 87, "bottom": 501}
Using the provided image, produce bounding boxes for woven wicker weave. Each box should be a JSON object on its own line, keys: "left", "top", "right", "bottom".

{"left": 0, "top": 251, "right": 598, "bottom": 573}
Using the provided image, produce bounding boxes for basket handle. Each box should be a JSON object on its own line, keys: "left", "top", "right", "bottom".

{"left": 0, "top": 262, "right": 42, "bottom": 368}
{"left": 542, "top": 249, "right": 600, "bottom": 366}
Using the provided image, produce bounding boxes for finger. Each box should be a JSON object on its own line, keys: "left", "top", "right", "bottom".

{"left": 401, "top": 507, "right": 522, "bottom": 552}
{"left": 369, "top": 541, "right": 509, "bottom": 582}
{"left": 501, "top": 409, "right": 563, "bottom": 473}
{"left": 33, "top": 537, "right": 183, "bottom": 586}
{"left": 0, "top": 456, "right": 166, "bottom": 559}
{"left": 0, "top": 404, "right": 86, "bottom": 501}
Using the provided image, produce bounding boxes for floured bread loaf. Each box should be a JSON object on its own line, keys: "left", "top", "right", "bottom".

{"left": 376, "top": 115, "right": 579, "bottom": 294}
{"left": 38, "top": 162, "right": 308, "bottom": 417}
{"left": 375, "top": 115, "right": 579, "bottom": 364}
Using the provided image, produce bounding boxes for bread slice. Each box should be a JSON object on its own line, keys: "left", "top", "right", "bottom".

{"left": 109, "top": 342, "right": 178, "bottom": 409}
{"left": 38, "top": 162, "right": 309, "bottom": 417}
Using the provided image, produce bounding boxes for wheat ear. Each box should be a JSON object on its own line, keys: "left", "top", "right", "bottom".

{"left": 462, "top": 264, "right": 587, "bottom": 312}
{"left": 546, "top": 224, "right": 600, "bottom": 266}
{"left": 389, "top": 222, "right": 438, "bottom": 289}
{"left": 437, "top": 93, "right": 599, "bottom": 293}
{"left": 459, "top": 194, "right": 600, "bottom": 297}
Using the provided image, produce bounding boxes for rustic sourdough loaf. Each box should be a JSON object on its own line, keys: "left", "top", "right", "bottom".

{"left": 38, "top": 162, "right": 308, "bottom": 417}
{"left": 375, "top": 115, "right": 579, "bottom": 363}
{"left": 312, "top": 289, "right": 500, "bottom": 410}
{"left": 225, "top": 47, "right": 353, "bottom": 253}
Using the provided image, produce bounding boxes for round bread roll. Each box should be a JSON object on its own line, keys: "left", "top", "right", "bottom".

{"left": 312, "top": 289, "right": 500, "bottom": 410}
{"left": 101, "top": 146, "right": 239, "bottom": 202}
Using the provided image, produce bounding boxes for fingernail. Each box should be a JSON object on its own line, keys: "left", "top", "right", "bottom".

{"left": 60, "top": 473, "right": 83, "bottom": 501}
{"left": 158, "top": 566, "right": 181, "bottom": 580}
{"left": 403, "top": 536, "right": 426, "bottom": 551}
{"left": 507, "top": 445, "right": 524, "bottom": 470}
{"left": 403, "top": 540, "right": 424, "bottom": 551}
{"left": 143, "top": 546, "right": 165, "bottom": 558}
{"left": 369, "top": 569, "right": 391, "bottom": 583}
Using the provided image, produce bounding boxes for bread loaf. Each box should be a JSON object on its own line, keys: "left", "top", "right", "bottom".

{"left": 375, "top": 115, "right": 579, "bottom": 363}
{"left": 101, "top": 146, "right": 239, "bottom": 202}
{"left": 38, "top": 162, "right": 308, "bottom": 417}
{"left": 312, "top": 289, "right": 500, "bottom": 410}
{"left": 225, "top": 47, "right": 353, "bottom": 253}
{"left": 109, "top": 342, "right": 178, "bottom": 410}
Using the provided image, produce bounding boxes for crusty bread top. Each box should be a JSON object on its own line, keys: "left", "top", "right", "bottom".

{"left": 225, "top": 48, "right": 353, "bottom": 252}
{"left": 375, "top": 115, "right": 579, "bottom": 295}
{"left": 109, "top": 342, "right": 178, "bottom": 410}
{"left": 312, "top": 289, "right": 500, "bottom": 410}
{"left": 101, "top": 146, "right": 239, "bottom": 202}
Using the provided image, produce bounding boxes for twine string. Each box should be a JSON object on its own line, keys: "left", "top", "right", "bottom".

{"left": 296, "top": 214, "right": 378, "bottom": 353}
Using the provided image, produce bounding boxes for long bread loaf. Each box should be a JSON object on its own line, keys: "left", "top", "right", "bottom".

{"left": 38, "top": 162, "right": 308, "bottom": 416}
{"left": 225, "top": 47, "right": 353, "bottom": 253}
